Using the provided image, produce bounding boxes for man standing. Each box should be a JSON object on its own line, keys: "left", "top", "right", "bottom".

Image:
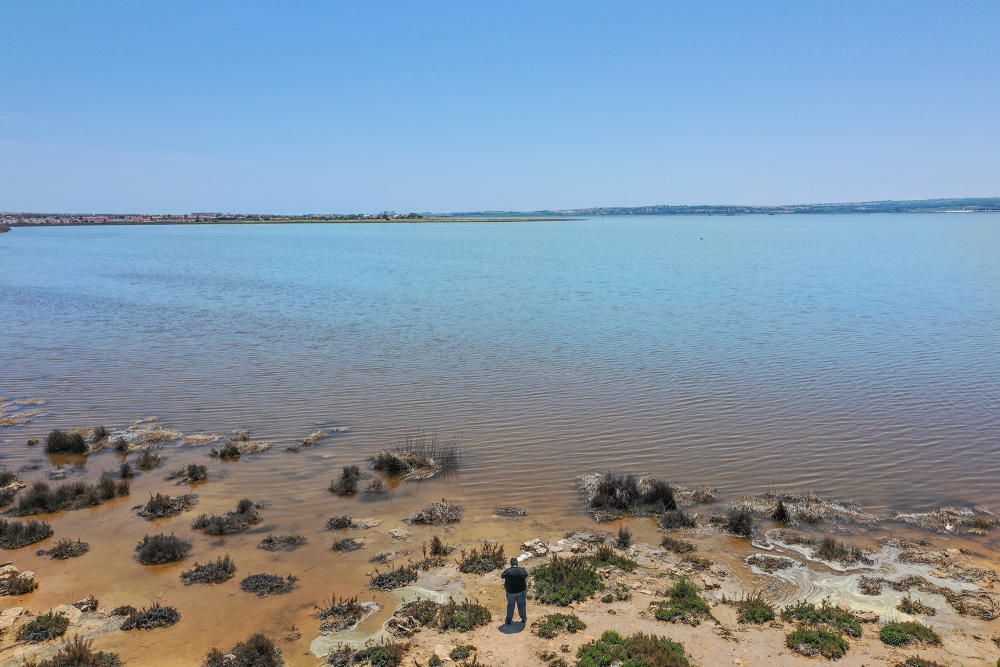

{"left": 500, "top": 557, "right": 529, "bottom": 626}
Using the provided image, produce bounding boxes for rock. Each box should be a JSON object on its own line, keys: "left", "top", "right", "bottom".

{"left": 48, "top": 468, "right": 67, "bottom": 480}
{"left": 521, "top": 539, "right": 548, "bottom": 556}
{"left": 433, "top": 645, "right": 452, "bottom": 661}
{"left": 854, "top": 610, "right": 880, "bottom": 624}
{"left": 52, "top": 604, "right": 84, "bottom": 624}
{"left": 389, "top": 528, "right": 411, "bottom": 540}
{"left": 353, "top": 518, "right": 383, "bottom": 529}
{"left": 495, "top": 506, "right": 527, "bottom": 517}
{"left": 0, "top": 606, "right": 27, "bottom": 632}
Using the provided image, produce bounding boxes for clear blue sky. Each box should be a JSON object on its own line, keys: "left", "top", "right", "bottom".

{"left": 2, "top": 1, "right": 998, "bottom": 213}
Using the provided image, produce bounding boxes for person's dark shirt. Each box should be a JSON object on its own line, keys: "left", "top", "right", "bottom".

{"left": 501, "top": 565, "right": 529, "bottom": 594}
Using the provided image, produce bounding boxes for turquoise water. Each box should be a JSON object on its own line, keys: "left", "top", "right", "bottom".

{"left": 2, "top": 214, "right": 999, "bottom": 512}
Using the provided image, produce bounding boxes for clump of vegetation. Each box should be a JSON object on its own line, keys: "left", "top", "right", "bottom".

{"left": 436, "top": 598, "right": 492, "bottom": 632}
{"left": 135, "top": 449, "right": 162, "bottom": 470}
{"left": 259, "top": 534, "right": 306, "bottom": 551}
{"left": 111, "top": 605, "right": 137, "bottom": 617}
{"left": 37, "top": 538, "right": 89, "bottom": 559}
{"left": 332, "top": 537, "right": 365, "bottom": 552}
{"left": 0, "top": 569, "right": 38, "bottom": 595}
{"left": 240, "top": 573, "right": 297, "bottom": 596}
{"left": 18, "top": 611, "right": 71, "bottom": 642}
{"left": 330, "top": 640, "right": 408, "bottom": 667}
{"left": 589, "top": 543, "right": 638, "bottom": 572}
{"left": 369, "top": 563, "right": 419, "bottom": 591}
{"left": 785, "top": 626, "right": 850, "bottom": 659}
{"left": 13, "top": 476, "right": 129, "bottom": 515}
{"left": 365, "top": 478, "right": 388, "bottom": 496}
{"left": 136, "top": 492, "right": 197, "bottom": 519}
{"left": 22, "top": 636, "right": 122, "bottom": 666}
{"left": 589, "top": 473, "right": 677, "bottom": 520}
{"left": 204, "top": 633, "right": 282, "bottom": 667}
{"left": 531, "top": 613, "right": 586, "bottom": 639}
{"left": 119, "top": 461, "right": 134, "bottom": 479}
{"left": 652, "top": 577, "right": 713, "bottom": 625}
{"left": 429, "top": 534, "right": 454, "bottom": 556}
{"left": 0, "top": 469, "right": 17, "bottom": 486}
{"left": 91, "top": 426, "right": 109, "bottom": 443}
{"left": 457, "top": 541, "right": 506, "bottom": 574}
{"left": 191, "top": 497, "right": 261, "bottom": 534}
{"left": 532, "top": 555, "right": 603, "bottom": 606}
{"left": 369, "top": 431, "right": 462, "bottom": 479}
{"left": 781, "top": 600, "right": 862, "bottom": 637}
{"left": 660, "top": 536, "right": 696, "bottom": 553}
{"left": 577, "top": 631, "right": 690, "bottom": 667}
{"left": 815, "top": 537, "right": 875, "bottom": 565}
{"left": 409, "top": 499, "right": 462, "bottom": 525}
{"left": 725, "top": 508, "right": 755, "bottom": 537}
{"left": 45, "top": 430, "right": 88, "bottom": 455}
{"left": 134, "top": 533, "right": 191, "bottom": 565}
{"left": 330, "top": 465, "right": 361, "bottom": 496}
{"left": 745, "top": 553, "right": 797, "bottom": 573}
{"left": 212, "top": 440, "right": 242, "bottom": 460}
{"left": 880, "top": 621, "right": 941, "bottom": 646}
{"left": 601, "top": 582, "right": 632, "bottom": 603}
{"left": 326, "top": 515, "right": 353, "bottom": 530}
{"left": 0, "top": 517, "right": 53, "bottom": 548}
{"left": 659, "top": 509, "right": 697, "bottom": 530}
{"left": 181, "top": 555, "right": 236, "bottom": 585}
{"left": 73, "top": 596, "right": 98, "bottom": 612}
{"left": 316, "top": 595, "right": 374, "bottom": 633}
{"left": 616, "top": 525, "right": 633, "bottom": 548}
{"left": 894, "top": 658, "right": 945, "bottom": 667}
{"left": 171, "top": 463, "right": 208, "bottom": 483}
{"left": 450, "top": 645, "right": 476, "bottom": 660}
{"left": 772, "top": 499, "right": 791, "bottom": 524}
{"left": 898, "top": 596, "right": 936, "bottom": 616}
{"left": 736, "top": 591, "right": 776, "bottom": 624}
{"left": 121, "top": 603, "right": 180, "bottom": 630}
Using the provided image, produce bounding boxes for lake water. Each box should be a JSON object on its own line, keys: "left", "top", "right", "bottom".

{"left": 2, "top": 214, "right": 999, "bottom": 514}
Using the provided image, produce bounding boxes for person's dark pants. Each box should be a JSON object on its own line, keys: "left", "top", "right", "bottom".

{"left": 505, "top": 590, "right": 527, "bottom": 624}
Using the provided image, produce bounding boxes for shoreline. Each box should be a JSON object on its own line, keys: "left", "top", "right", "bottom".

{"left": 2, "top": 218, "right": 581, "bottom": 229}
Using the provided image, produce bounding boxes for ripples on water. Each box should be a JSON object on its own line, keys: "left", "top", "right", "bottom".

{"left": 2, "top": 215, "right": 999, "bottom": 514}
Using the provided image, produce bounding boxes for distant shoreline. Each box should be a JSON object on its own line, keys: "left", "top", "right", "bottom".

{"left": 4, "top": 217, "right": 580, "bottom": 228}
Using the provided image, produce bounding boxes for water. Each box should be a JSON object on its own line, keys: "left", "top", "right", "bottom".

{"left": 2, "top": 214, "right": 1000, "bottom": 513}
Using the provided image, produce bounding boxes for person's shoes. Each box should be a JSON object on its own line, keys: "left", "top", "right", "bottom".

{"left": 504, "top": 618, "right": 513, "bottom": 626}
{"left": 520, "top": 617, "right": 527, "bottom": 624}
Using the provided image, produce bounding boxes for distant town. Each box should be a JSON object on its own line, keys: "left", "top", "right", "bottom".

{"left": 2, "top": 197, "right": 999, "bottom": 227}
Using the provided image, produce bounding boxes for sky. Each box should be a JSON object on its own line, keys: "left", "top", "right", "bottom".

{"left": 1, "top": 1, "right": 998, "bottom": 214}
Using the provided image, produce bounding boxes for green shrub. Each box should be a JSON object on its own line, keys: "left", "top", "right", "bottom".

{"left": 457, "top": 541, "right": 505, "bottom": 574}
{"left": 134, "top": 533, "right": 191, "bottom": 565}
{"left": 531, "top": 613, "right": 585, "bottom": 639}
{"left": 350, "top": 640, "right": 408, "bottom": 667}
{"left": 616, "top": 525, "right": 633, "bottom": 548}
{"left": 781, "top": 600, "right": 862, "bottom": 637}
{"left": 532, "top": 556, "right": 603, "bottom": 606}
{"left": 449, "top": 645, "right": 475, "bottom": 660}
{"left": 785, "top": 626, "right": 849, "bottom": 659}
{"left": 45, "top": 430, "right": 87, "bottom": 454}
{"left": 0, "top": 517, "right": 53, "bottom": 548}
{"left": 191, "top": 498, "right": 261, "bottom": 534}
{"left": 880, "top": 621, "right": 941, "bottom": 646}
{"left": 577, "top": 631, "right": 690, "bottom": 667}
{"left": 660, "top": 536, "right": 696, "bottom": 553}
{"left": 121, "top": 603, "right": 180, "bottom": 630}
{"left": 725, "top": 509, "right": 754, "bottom": 537}
{"left": 895, "top": 658, "right": 945, "bottom": 667}
{"left": 18, "top": 611, "right": 70, "bottom": 642}
{"left": 37, "top": 538, "right": 90, "bottom": 559}
{"left": 369, "top": 563, "right": 418, "bottom": 591}
{"left": 652, "top": 577, "right": 712, "bottom": 625}
{"left": 437, "top": 599, "right": 491, "bottom": 632}
{"left": 329, "top": 465, "right": 360, "bottom": 496}
{"left": 204, "top": 633, "right": 282, "bottom": 667}
{"left": 181, "top": 555, "right": 236, "bottom": 585}
{"left": 589, "top": 543, "right": 637, "bottom": 572}
{"left": 659, "top": 509, "right": 696, "bottom": 530}
{"left": 737, "top": 591, "right": 776, "bottom": 624}
{"left": 21, "top": 635, "right": 121, "bottom": 666}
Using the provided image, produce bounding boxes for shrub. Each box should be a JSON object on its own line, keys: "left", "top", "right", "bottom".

{"left": 772, "top": 499, "right": 791, "bottom": 524}
{"left": 736, "top": 591, "right": 776, "bottom": 624}
{"left": 349, "top": 640, "right": 408, "bottom": 667}
{"left": 660, "top": 536, "right": 696, "bottom": 553}
{"left": 240, "top": 573, "right": 297, "bottom": 596}
{"left": 191, "top": 498, "right": 261, "bottom": 534}
{"left": 91, "top": 426, "right": 109, "bottom": 442}
{"left": 259, "top": 534, "right": 307, "bottom": 551}
{"left": 616, "top": 525, "right": 633, "bottom": 549}
{"left": 532, "top": 556, "right": 603, "bottom": 606}
{"left": 601, "top": 582, "right": 632, "bottom": 603}
{"left": 531, "top": 613, "right": 586, "bottom": 639}
{"left": 659, "top": 509, "right": 697, "bottom": 530}
{"left": 365, "top": 478, "right": 388, "bottom": 496}
{"left": 786, "top": 627, "right": 849, "bottom": 659}
{"left": 589, "top": 543, "right": 638, "bottom": 571}
{"left": 214, "top": 440, "right": 242, "bottom": 460}
{"left": 204, "top": 634, "right": 282, "bottom": 667}
{"left": 18, "top": 611, "right": 70, "bottom": 642}
{"left": 119, "top": 462, "right": 134, "bottom": 478}
{"left": 0, "top": 570, "right": 38, "bottom": 595}
{"left": 326, "top": 515, "right": 353, "bottom": 530}
{"left": 590, "top": 473, "right": 677, "bottom": 518}
{"left": 111, "top": 605, "right": 137, "bottom": 617}
{"left": 332, "top": 537, "right": 365, "bottom": 552}
{"left": 14, "top": 478, "right": 127, "bottom": 516}
{"left": 45, "top": 430, "right": 88, "bottom": 454}
{"left": 577, "top": 631, "right": 690, "bottom": 667}
{"left": 330, "top": 465, "right": 361, "bottom": 496}
{"left": 880, "top": 621, "right": 941, "bottom": 646}
{"left": 20, "top": 635, "right": 121, "bottom": 667}
{"left": 136, "top": 450, "right": 162, "bottom": 470}
{"left": 450, "top": 645, "right": 476, "bottom": 660}
{"left": 370, "top": 431, "right": 463, "bottom": 478}
{"left": 457, "top": 541, "right": 505, "bottom": 574}
{"left": 38, "top": 538, "right": 90, "bottom": 559}
{"left": 316, "top": 595, "right": 371, "bottom": 633}
{"left": 429, "top": 534, "right": 453, "bottom": 556}
{"left": 895, "top": 659, "right": 945, "bottom": 667}
{"left": 121, "top": 603, "right": 180, "bottom": 630}
{"left": 898, "top": 596, "right": 936, "bottom": 616}
{"left": 181, "top": 555, "right": 236, "bottom": 585}
{"left": 725, "top": 508, "right": 755, "bottom": 537}
{"left": 652, "top": 577, "right": 712, "bottom": 625}
{"left": 369, "top": 564, "right": 419, "bottom": 591}
{"left": 135, "top": 533, "right": 191, "bottom": 565}
{"left": 0, "top": 517, "right": 53, "bottom": 548}
{"left": 781, "top": 600, "right": 862, "bottom": 637}
{"left": 409, "top": 499, "right": 462, "bottom": 525}
{"left": 815, "top": 537, "right": 874, "bottom": 565}
{"left": 137, "top": 493, "right": 197, "bottom": 519}
{"left": 174, "top": 463, "right": 208, "bottom": 482}
{"left": 0, "top": 469, "right": 17, "bottom": 486}
{"left": 436, "top": 598, "right": 491, "bottom": 632}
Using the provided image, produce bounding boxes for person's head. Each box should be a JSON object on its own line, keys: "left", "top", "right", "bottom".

{"left": 510, "top": 557, "right": 518, "bottom": 567}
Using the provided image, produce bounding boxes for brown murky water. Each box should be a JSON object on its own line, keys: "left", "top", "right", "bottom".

{"left": 2, "top": 216, "right": 1000, "bottom": 663}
